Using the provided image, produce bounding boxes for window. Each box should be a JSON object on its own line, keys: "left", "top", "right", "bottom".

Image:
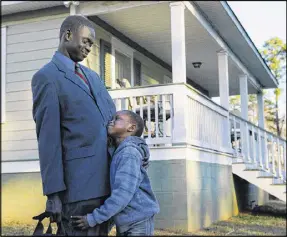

{"left": 1, "top": 26, "right": 7, "bottom": 123}
{"left": 111, "top": 37, "right": 134, "bottom": 88}
{"left": 115, "top": 50, "right": 131, "bottom": 86}
{"left": 100, "top": 37, "right": 142, "bottom": 89}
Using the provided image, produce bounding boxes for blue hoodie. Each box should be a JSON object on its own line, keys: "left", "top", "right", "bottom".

{"left": 86, "top": 136, "right": 160, "bottom": 233}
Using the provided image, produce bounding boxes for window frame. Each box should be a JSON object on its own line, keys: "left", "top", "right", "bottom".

{"left": 111, "top": 36, "right": 134, "bottom": 88}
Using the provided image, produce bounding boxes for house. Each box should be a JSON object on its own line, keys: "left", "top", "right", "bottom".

{"left": 1, "top": 1, "right": 286, "bottom": 232}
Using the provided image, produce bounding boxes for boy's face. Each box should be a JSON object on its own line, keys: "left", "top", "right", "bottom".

{"left": 108, "top": 111, "right": 136, "bottom": 137}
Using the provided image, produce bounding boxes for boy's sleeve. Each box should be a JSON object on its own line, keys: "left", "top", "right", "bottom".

{"left": 86, "top": 150, "right": 141, "bottom": 227}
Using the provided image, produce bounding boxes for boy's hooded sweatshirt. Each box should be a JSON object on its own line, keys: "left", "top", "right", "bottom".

{"left": 86, "top": 136, "right": 160, "bottom": 232}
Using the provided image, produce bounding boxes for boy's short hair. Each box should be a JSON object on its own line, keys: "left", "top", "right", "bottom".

{"left": 59, "top": 15, "right": 94, "bottom": 39}
{"left": 122, "top": 110, "right": 144, "bottom": 137}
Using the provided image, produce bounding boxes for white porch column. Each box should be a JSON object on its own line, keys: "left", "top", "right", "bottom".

{"left": 217, "top": 50, "right": 231, "bottom": 149}
{"left": 239, "top": 74, "right": 250, "bottom": 160}
{"left": 170, "top": 2, "right": 186, "bottom": 83}
{"left": 257, "top": 91, "right": 265, "bottom": 128}
{"left": 239, "top": 74, "right": 249, "bottom": 120}
{"left": 217, "top": 50, "right": 229, "bottom": 110}
{"left": 64, "top": 1, "right": 79, "bottom": 15}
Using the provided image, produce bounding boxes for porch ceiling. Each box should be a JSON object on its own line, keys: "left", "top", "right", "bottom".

{"left": 96, "top": 2, "right": 258, "bottom": 97}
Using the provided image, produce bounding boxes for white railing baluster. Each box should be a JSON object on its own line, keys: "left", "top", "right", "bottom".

{"left": 258, "top": 129, "right": 263, "bottom": 168}
{"left": 270, "top": 136, "right": 276, "bottom": 176}
{"left": 233, "top": 116, "right": 238, "bottom": 157}
{"left": 154, "top": 95, "right": 159, "bottom": 138}
{"left": 264, "top": 132, "right": 269, "bottom": 171}
{"left": 162, "top": 95, "right": 166, "bottom": 138}
{"left": 139, "top": 97, "right": 143, "bottom": 118}
{"left": 132, "top": 97, "right": 136, "bottom": 113}
{"left": 147, "top": 96, "right": 151, "bottom": 140}
{"left": 139, "top": 97, "right": 143, "bottom": 138}
{"left": 125, "top": 97, "right": 129, "bottom": 110}
{"left": 241, "top": 120, "right": 245, "bottom": 159}
{"left": 251, "top": 126, "right": 257, "bottom": 165}
{"left": 245, "top": 122, "right": 251, "bottom": 162}
{"left": 170, "top": 94, "right": 174, "bottom": 139}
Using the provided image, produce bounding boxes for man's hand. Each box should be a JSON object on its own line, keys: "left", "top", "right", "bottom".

{"left": 46, "top": 193, "right": 62, "bottom": 223}
{"left": 71, "top": 215, "right": 90, "bottom": 230}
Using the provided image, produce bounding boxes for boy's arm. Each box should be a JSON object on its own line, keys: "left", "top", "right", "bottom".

{"left": 86, "top": 152, "right": 141, "bottom": 227}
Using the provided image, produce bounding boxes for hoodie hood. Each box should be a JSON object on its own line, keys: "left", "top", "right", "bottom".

{"left": 114, "top": 136, "right": 150, "bottom": 169}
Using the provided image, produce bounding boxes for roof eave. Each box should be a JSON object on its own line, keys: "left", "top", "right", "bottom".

{"left": 220, "top": 1, "right": 279, "bottom": 88}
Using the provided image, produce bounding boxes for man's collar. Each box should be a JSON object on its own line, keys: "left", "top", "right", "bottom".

{"left": 55, "top": 51, "right": 75, "bottom": 72}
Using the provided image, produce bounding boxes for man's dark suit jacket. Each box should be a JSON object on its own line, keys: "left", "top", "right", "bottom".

{"left": 32, "top": 52, "right": 116, "bottom": 204}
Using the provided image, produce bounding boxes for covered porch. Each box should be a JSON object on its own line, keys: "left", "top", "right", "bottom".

{"left": 77, "top": 0, "right": 287, "bottom": 185}
{"left": 75, "top": 1, "right": 284, "bottom": 159}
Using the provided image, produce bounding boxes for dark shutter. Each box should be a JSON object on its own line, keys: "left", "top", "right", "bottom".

{"left": 134, "top": 58, "right": 141, "bottom": 86}
{"left": 100, "top": 39, "right": 112, "bottom": 88}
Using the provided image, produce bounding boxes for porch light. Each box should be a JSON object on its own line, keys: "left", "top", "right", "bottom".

{"left": 192, "top": 62, "right": 202, "bottom": 68}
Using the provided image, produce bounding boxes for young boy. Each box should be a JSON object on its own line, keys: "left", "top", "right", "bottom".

{"left": 71, "top": 110, "right": 160, "bottom": 236}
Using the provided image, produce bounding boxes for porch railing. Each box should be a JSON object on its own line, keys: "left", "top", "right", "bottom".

{"left": 185, "top": 91, "right": 230, "bottom": 152}
{"left": 109, "top": 83, "right": 231, "bottom": 153}
{"left": 229, "top": 113, "right": 286, "bottom": 182}
{"left": 109, "top": 85, "right": 174, "bottom": 145}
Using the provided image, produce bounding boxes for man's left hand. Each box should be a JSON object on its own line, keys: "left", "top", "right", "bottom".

{"left": 71, "top": 215, "right": 90, "bottom": 230}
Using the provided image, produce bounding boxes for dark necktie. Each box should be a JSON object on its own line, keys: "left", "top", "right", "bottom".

{"left": 75, "top": 63, "right": 90, "bottom": 88}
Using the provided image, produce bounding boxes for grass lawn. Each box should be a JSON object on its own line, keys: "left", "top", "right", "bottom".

{"left": 1, "top": 212, "right": 286, "bottom": 236}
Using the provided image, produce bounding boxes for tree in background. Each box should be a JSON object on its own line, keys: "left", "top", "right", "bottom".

{"left": 261, "top": 37, "right": 286, "bottom": 137}
{"left": 229, "top": 37, "right": 286, "bottom": 138}
{"left": 229, "top": 94, "right": 259, "bottom": 125}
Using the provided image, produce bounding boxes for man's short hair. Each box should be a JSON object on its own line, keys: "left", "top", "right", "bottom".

{"left": 122, "top": 110, "right": 144, "bottom": 137}
{"left": 59, "top": 15, "right": 94, "bottom": 39}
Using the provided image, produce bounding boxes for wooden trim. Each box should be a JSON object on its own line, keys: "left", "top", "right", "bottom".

{"left": 88, "top": 15, "right": 209, "bottom": 96}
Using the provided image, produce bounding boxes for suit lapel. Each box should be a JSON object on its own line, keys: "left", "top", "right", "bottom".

{"left": 81, "top": 66, "right": 103, "bottom": 98}
{"left": 52, "top": 55, "right": 94, "bottom": 100}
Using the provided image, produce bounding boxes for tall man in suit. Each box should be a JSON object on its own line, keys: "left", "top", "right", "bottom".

{"left": 31, "top": 15, "right": 116, "bottom": 236}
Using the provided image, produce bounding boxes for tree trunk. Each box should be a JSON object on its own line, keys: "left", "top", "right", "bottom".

{"left": 275, "top": 97, "right": 280, "bottom": 136}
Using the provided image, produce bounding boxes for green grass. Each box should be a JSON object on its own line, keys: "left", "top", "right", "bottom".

{"left": 1, "top": 212, "right": 286, "bottom": 236}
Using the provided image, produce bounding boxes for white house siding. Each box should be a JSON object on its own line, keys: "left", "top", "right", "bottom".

{"left": 2, "top": 14, "right": 69, "bottom": 162}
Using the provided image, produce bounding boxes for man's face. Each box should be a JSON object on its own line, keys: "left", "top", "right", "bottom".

{"left": 108, "top": 112, "right": 134, "bottom": 137}
{"left": 66, "top": 26, "right": 96, "bottom": 62}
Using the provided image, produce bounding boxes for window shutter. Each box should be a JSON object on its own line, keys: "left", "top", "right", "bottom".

{"left": 100, "top": 39, "right": 112, "bottom": 88}
{"left": 134, "top": 58, "right": 141, "bottom": 86}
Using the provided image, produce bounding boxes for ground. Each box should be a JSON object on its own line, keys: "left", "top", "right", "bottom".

{"left": 1, "top": 212, "right": 286, "bottom": 236}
